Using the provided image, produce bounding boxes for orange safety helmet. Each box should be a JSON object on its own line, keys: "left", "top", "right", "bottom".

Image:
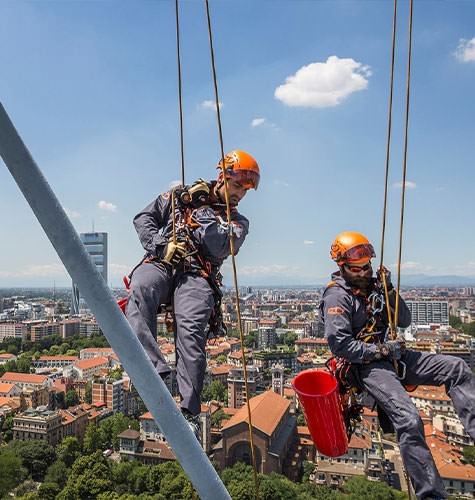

{"left": 330, "top": 231, "right": 376, "bottom": 265}
{"left": 217, "top": 150, "right": 260, "bottom": 190}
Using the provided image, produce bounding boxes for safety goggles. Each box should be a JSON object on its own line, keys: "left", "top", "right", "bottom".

{"left": 344, "top": 262, "right": 372, "bottom": 273}
{"left": 342, "top": 243, "right": 375, "bottom": 263}
{"left": 227, "top": 169, "right": 260, "bottom": 190}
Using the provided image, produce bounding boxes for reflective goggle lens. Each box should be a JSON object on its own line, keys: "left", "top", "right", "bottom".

{"left": 228, "top": 169, "right": 260, "bottom": 190}
{"left": 343, "top": 244, "right": 376, "bottom": 262}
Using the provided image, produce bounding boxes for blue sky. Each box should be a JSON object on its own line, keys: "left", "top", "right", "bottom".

{"left": 0, "top": 0, "right": 474, "bottom": 287}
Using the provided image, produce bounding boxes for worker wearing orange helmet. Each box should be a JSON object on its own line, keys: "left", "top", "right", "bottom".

{"left": 125, "top": 150, "right": 259, "bottom": 439}
{"left": 320, "top": 231, "right": 475, "bottom": 499}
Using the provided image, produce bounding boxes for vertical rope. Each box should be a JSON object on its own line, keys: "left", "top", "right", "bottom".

{"left": 380, "top": 0, "right": 398, "bottom": 337}
{"left": 395, "top": 0, "right": 414, "bottom": 327}
{"left": 175, "top": 0, "right": 185, "bottom": 186}
{"left": 204, "top": 1, "right": 260, "bottom": 498}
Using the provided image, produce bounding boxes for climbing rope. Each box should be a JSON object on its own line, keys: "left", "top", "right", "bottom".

{"left": 379, "top": 0, "right": 398, "bottom": 337}
{"left": 204, "top": 1, "right": 260, "bottom": 498}
{"left": 394, "top": 0, "right": 414, "bottom": 327}
{"left": 175, "top": 0, "right": 186, "bottom": 187}
{"left": 379, "top": 1, "right": 415, "bottom": 496}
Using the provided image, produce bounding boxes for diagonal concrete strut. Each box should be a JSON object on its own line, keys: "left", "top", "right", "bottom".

{"left": 0, "top": 102, "right": 230, "bottom": 500}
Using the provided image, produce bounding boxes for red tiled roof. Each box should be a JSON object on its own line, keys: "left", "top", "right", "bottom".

{"left": 222, "top": 390, "right": 290, "bottom": 436}
{"left": 0, "top": 383, "right": 16, "bottom": 393}
{"left": 1, "top": 372, "right": 48, "bottom": 384}
{"left": 411, "top": 385, "right": 451, "bottom": 402}
{"left": 81, "top": 347, "right": 114, "bottom": 353}
{"left": 38, "top": 355, "right": 78, "bottom": 361}
{"left": 296, "top": 338, "right": 328, "bottom": 345}
{"left": 74, "top": 357, "right": 109, "bottom": 370}
{"left": 210, "top": 364, "right": 233, "bottom": 375}
{"left": 140, "top": 411, "right": 154, "bottom": 420}
{"left": 0, "top": 353, "right": 17, "bottom": 359}
{"left": 0, "top": 397, "right": 21, "bottom": 410}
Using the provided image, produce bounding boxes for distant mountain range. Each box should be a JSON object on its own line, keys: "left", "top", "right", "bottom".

{"left": 1, "top": 275, "right": 475, "bottom": 291}
{"left": 235, "top": 274, "right": 475, "bottom": 288}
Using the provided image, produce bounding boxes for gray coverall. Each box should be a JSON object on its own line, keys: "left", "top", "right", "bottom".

{"left": 320, "top": 272, "right": 475, "bottom": 500}
{"left": 126, "top": 181, "right": 249, "bottom": 416}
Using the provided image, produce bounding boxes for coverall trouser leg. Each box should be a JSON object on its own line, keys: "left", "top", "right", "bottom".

{"left": 359, "top": 359, "right": 447, "bottom": 500}
{"left": 173, "top": 273, "right": 214, "bottom": 416}
{"left": 402, "top": 350, "right": 475, "bottom": 440}
{"left": 125, "top": 261, "right": 173, "bottom": 377}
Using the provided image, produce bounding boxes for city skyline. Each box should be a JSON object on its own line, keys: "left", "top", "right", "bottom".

{"left": 1, "top": 1, "right": 474, "bottom": 287}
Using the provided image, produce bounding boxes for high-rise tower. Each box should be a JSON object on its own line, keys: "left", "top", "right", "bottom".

{"left": 71, "top": 232, "right": 108, "bottom": 314}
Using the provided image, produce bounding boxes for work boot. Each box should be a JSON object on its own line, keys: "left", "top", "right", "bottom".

{"left": 182, "top": 409, "right": 201, "bottom": 443}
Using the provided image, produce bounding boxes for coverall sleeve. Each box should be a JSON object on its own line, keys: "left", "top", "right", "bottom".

{"left": 387, "top": 290, "right": 412, "bottom": 328}
{"left": 323, "top": 289, "right": 378, "bottom": 364}
{"left": 191, "top": 207, "right": 249, "bottom": 260}
{"left": 133, "top": 193, "right": 171, "bottom": 257}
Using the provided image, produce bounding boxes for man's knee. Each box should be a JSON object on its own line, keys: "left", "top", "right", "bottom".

{"left": 397, "top": 408, "right": 424, "bottom": 436}
{"left": 445, "top": 356, "right": 472, "bottom": 388}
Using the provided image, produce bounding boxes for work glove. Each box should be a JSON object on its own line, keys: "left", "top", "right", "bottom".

{"left": 162, "top": 240, "right": 187, "bottom": 266}
{"left": 188, "top": 179, "right": 210, "bottom": 208}
{"left": 380, "top": 338, "right": 406, "bottom": 361}
{"left": 377, "top": 266, "right": 393, "bottom": 291}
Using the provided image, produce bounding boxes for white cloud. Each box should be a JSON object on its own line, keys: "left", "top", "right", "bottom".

{"left": 274, "top": 55, "right": 371, "bottom": 108}
{"left": 98, "top": 200, "right": 117, "bottom": 212}
{"left": 237, "top": 264, "right": 301, "bottom": 276}
{"left": 303, "top": 240, "right": 315, "bottom": 246}
{"left": 109, "top": 263, "right": 132, "bottom": 277}
{"left": 455, "top": 37, "right": 475, "bottom": 62}
{"left": 392, "top": 180, "right": 416, "bottom": 189}
{"left": 251, "top": 118, "right": 266, "bottom": 127}
{"left": 200, "top": 100, "right": 223, "bottom": 110}
{"left": 0, "top": 263, "right": 67, "bottom": 278}
{"left": 64, "top": 207, "right": 81, "bottom": 219}
{"left": 390, "top": 261, "right": 434, "bottom": 273}
{"left": 273, "top": 179, "right": 290, "bottom": 188}
{"left": 169, "top": 180, "right": 182, "bottom": 189}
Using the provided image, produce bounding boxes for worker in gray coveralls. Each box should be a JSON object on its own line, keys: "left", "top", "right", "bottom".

{"left": 125, "top": 150, "right": 260, "bottom": 437}
{"left": 320, "top": 231, "right": 475, "bottom": 500}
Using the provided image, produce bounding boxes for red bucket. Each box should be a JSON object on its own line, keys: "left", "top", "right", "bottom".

{"left": 292, "top": 369, "right": 348, "bottom": 457}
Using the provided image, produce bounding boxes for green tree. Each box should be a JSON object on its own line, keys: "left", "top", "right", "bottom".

{"left": 7, "top": 343, "right": 18, "bottom": 355}
{"left": 211, "top": 408, "right": 231, "bottom": 428}
{"left": 129, "top": 466, "right": 150, "bottom": 495}
{"left": 109, "top": 367, "right": 124, "bottom": 381}
{"left": 0, "top": 448, "right": 28, "bottom": 497}
{"left": 283, "top": 332, "right": 298, "bottom": 347}
{"left": 1, "top": 414, "right": 14, "bottom": 441}
{"left": 449, "top": 315, "right": 462, "bottom": 329}
{"left": 99, "top": 412, "right": 139, "bottom": 450}
{"left": 297, "top": 413, "right": 307, "bottom": 426}
{"left": 44, "top": 459, "right": 69, "bottom": 488}
{"left": 56, "top": 436, "right": 81, "bottom": 468}
{"left": 215, "top": 354, "right": 228, "bottom": 364}
{"left": 9, "top": 439, "right": 55, "bottom": 481}
{"left": 342, "top": 475, "right": 407, "bottom": 499}
{"left": 83, "top": 423, "right": 106, "bottom": 454}
{"left": 112, "top": 460, "right": 141, "bottom": 494}
{"left": 201, "top": 380, "right": 227, "bottom": 403}
{"left": 461, "top": 322, "right": 475, "bottom": 337}
{"left": 462, "top": 445, "right": 475, "bottom": 465}
{"left": 54, "top": 391, "right": 66, "bottom": 409}
{"left": 37, "top": 482, "right": 61, "bottom": 500}
{"left": 16, "top": 355, "right": 32, "bottom": 373}
{"left": 244, "top": 331, "right": 257, "bottom": 348}
{"left": 85, "top": 381, "right": 92, "bottom": 404}
{"left": 65, "top": 388, "right": 80, "bottom": 408}
{"left": 58, "top": 451, "right": 113, "bottom": 499}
